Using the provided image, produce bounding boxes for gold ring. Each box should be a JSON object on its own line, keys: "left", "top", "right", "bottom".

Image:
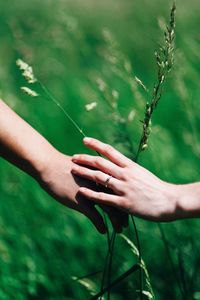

{"left": 105, "top": 175, "right": 112, "bottom": 188}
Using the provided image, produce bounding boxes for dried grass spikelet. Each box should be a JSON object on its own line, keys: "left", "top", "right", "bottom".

{"left": 85, "top": 102, "right": 97, "bottom": 111}
{"left": 135, "top": 76, "right": 148, "bottom": 92}
{"left": 21, "top": 87, "right": 38, "bottom": 97}
{"left": 16, "top": 59, "right": 37, "bottom": 84}
{"left": 128, "top": 109, "right": 136, "bottom": 122}
{"left": 16, "top": 58, "right": 86, "bottom": 137}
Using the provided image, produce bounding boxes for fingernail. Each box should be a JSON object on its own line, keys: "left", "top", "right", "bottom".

{"left": 83, "top": 137, "right": 91, "bottom": 144}
{"left": 72, "top": 155, "right": 79, "bottom": 161}
{"left": 71, "top": 167, "right": 78, "bottom": 174}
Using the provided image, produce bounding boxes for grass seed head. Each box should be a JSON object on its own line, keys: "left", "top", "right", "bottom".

{"left": 16, "top": 59, "right": 37, "bottom": 84}
{"left": 85, "top": 102, "right": 97, "bottom": 111}
{"left": 21, "top": 87, "right": 39, "bottom": 97}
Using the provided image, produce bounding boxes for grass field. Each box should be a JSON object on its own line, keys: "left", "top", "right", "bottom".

{"left": 0, "top": 0, "right": 200, "bottom": 299}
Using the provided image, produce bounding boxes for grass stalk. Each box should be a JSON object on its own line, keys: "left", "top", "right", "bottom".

{"left": 90, "top": 263, "right": 140, "bottom": 300}
{"left": 131, "top": 216, "right": 143, "bottom": 299}
{"left": 135, "top": 2, "right": 176, "bottom": 160}
{"left": 106, "top": 231, "right": 116, "bottom": 300}
{"left": 38, "top": 81, "right": 87, "bottom": 138}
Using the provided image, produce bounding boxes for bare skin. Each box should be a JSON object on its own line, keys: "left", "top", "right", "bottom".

{"left": 0, "top": 99, "right": 128, "bottom": 233}
{"left": 72, "top": 137, "right": 200, "bottom": 222}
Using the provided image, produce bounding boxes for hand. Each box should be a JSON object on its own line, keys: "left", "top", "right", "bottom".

{"left": 38, "top": 150, "right": 128, "bottom": 232}
{"left": 0, "top": 99, "right": 127, "bottom": 232}
{"left": 71, "top": 137, "right": 179, "bottom": 222}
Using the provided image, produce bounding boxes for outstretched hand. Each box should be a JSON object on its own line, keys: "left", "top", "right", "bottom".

{"left": 72, "top": 137, "right": 178, "bottom": 222}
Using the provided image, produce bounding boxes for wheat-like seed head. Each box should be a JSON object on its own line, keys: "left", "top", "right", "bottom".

{"left": 16, "top": 59, "right": 37, "bottom": 84}
{"left": 21, "top": 87, "right": 38, "bottom": 97}
{"left": 85, "top": 102, "right": 97, "bottom": 111}
{"left": 136, "top": 2, "right": 176, "bottom": 159}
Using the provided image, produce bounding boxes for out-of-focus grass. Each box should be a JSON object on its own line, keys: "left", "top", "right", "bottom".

{"left": 0, "top": 0, "right": 200, "bottom": 299}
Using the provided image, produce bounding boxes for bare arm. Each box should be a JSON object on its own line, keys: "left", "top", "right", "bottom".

{"left": 0, "top": 99, "right": 108, "bottom": 233}
{"left": 71, "top": 137, "right": 200, "bottom": 221}
{"left": 0, "top": 99, "right": 130, "bottom": 233}
{"left": 0, "top": 99, "right": 58, "bottom": 179}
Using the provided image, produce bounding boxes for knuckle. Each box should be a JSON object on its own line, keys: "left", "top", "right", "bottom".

{"left": 95, "top": 157, "right": 104, "bottom": 168}
{"left": 107, "top": 145, "right": 114, "bottom": 154}
{"left": 78, "top": 154, "right": 87, "bottom": 162}
{"left": 103, "top": 143, "right": 113, "bottom": 154}
{"left": 80, "top": 167, "right": 88, "bottom": 176}
{"left": 114, "top": 184, "right": 125, "bottom": 196}
{"left": 90, "top": 139, "right": 97, "bottom": 147}
{"left": 119, "top": 169, "right": 127, "bottom": 181}
{"left": 98, "top": 193, "right": 105, "bottom": 200}
{"left": 85, "top": 155, "right": 92, "bottom": 163}
{"left": 123, "top": 167, "right": 132, "bottom": 180}
{"left": 94, "top": 156, "right": 100, "bottom": 165}
{"left": 96, "top": 156, "right": 103, "bottom": 164}
{"left": 119, "top": 167, "right": 129, "bottom": 181}
{"left": 125, "top": 158, "right": 132, "bottom": 165}
{"left": 77, "top": 165, "right": 83, "bottom": 172}
{"left": 119, "top": 197, "right": 129, "bottom": 210}
{"left": 86, "top": 190, "right": 94, "bottom": 198}
{"left": 74, "top": 165, "right": 81, "bottom": 173}
{"left": 120, "top": 158, "right": 132, "bottom": 169}
{"left": 94, "top": 171, "right": 102, "bottom": 182}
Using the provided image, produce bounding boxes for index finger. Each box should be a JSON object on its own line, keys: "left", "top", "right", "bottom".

{"left": 83, "top": 137, "right": 131, "bottom": 167}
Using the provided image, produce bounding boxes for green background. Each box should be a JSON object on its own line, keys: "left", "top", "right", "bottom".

{"left": 0, "top": 0, "right": 200, "bottom": 299}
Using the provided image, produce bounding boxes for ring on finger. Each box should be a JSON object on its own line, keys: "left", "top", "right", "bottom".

{"left": 104, "top": 175, "right": 113, "bottom": 188}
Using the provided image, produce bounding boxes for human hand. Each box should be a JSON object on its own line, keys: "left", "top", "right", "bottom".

{"left": 38, "top": 150, "right": 128, "bottom": 232}
{"left": 71, "top": 137, "right": 179, "bottom": 222}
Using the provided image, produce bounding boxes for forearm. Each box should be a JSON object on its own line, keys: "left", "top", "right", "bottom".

{"left": 176, "top": 182, "right": 200, "bottom": 219}
{"left": 0, "top": 100, "right": 124, "bottom": 233}
{"left": 0, "top": 99, "right": 57, "bottom": 180}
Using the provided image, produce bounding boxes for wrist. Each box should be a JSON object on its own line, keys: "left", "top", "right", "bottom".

{"left": 30, "top": 144, "right": 60, "bottom": 182}
{"left": 35, "top": 148, "right": 71, "bottom": 188}
{"left": 175, "top": 183, "right": 200, "bottom": 219}
{"left": 163, "top": 183, "right": 191, "bottom": 220}
{"left": 159, "top": 181, "right": 181, "bottom": 221}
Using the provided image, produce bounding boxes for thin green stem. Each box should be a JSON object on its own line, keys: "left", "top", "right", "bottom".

{"left": 99, "top": 230, "right": 116, "bottom": 300}
{"left": 39, "top": 80, "right": 115, "bottom": 299}
{"left": 90, "top": 263, "right": 140, "bottom": 300}
{"left": 158, "top": 224, "right": 185, "bottom": 299}
{"left": 131, "top": 216, "right": 143, "bottom": 300}
{"left": 38, "top": 81, "right": 86, "bottom": 138}
{"left": 107, "top": 231, "right": 116, "bottom": 300}
{"left": 73, "top": 270, "right": 101, "bottom": 281}
{"left": 100, "top": 231, "right": 112, "bottom": 294}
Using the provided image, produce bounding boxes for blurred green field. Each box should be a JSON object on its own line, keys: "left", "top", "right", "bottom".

{"left": 0, "top": 0, "right": 200, "bottom": 299}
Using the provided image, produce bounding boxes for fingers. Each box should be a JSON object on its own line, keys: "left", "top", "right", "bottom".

{"left": 71, "top": 164, "right": 123, "bottom": 195}
{"left": 78, "top": 187, "right": 122, "bottom": 209}
{"left": 121, "top": 213, "right": 129, "bottom": 227}
{"left": 100, "top": 205, "right": 123, "bottom": 233}
{"left": 101, "top": 205, "right": 129, "bottom": 232}
{"left": 72, "top": 154, "right": 122, "bottom": 179}
{"left": 83, "top": 137, "right": 131, "bottom": 167}
{"left": 82, "top": 204, "right": 107, "bottom": 234}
